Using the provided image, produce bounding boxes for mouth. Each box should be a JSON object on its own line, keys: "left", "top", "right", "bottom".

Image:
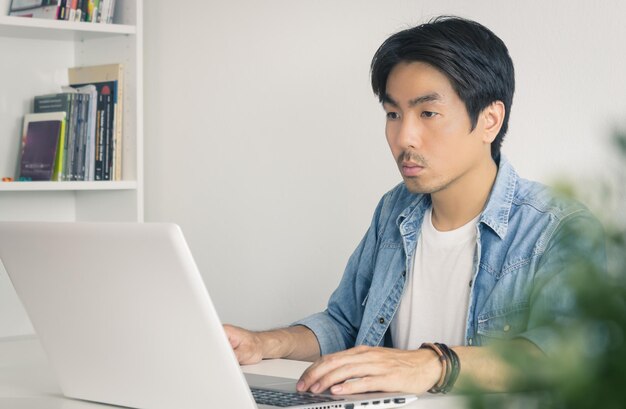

{"left": 400, "top": 161, "right": 425, "bottom": 177}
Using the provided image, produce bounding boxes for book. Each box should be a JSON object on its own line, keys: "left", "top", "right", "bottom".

{"left": 58, "top": 0, "right": 66, "bottom": 20}
{"left": 89, "top": 92, "right": 112, "bottom": 180}
{"left": 65, "top": 85, "right": 97, "bottom": 180}
{"left": 102, "top": 93, "right": 113, "bottom": 180}
{"left": 92, "top": 0, "right": 101, "bottom": 22}
{"left": 68, "top": 0, "right": 77, "bottom": 21}
{"left": 69, "top": 64, "right": 124, "bottom": 181}
{"left": 9, "top": 1, "right": 61, "bottom": 19}
{"left": 33, "top": 92, "right": 74, "bottom": 181}
{"left": 8, "top": 0, "right": 114, "bottom": 22}
{"left": 19, "top": 112, "right": 66, "bottom": 181}
{"left": 99, "top": 0, "right": 115, "bottom": 23}
{"left": 86, "top": 0, "right": 96, "bottom": 22}
{"left": 75, "top": 0, "right": 84, "bottom": 22}
{"left": 9, "top": 0, "right": 53, "bottom": 10}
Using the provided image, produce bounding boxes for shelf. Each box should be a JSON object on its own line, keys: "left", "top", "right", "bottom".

{"left": 0, "top": 15, "right": 135, "bottom": 40}
{"left": 0, "top": 181, "right": 138, "bottom": 191}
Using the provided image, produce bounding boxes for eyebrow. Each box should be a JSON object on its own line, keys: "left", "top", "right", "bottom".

{"left": 382, "top": 92, "right": 443, "bottom": 107}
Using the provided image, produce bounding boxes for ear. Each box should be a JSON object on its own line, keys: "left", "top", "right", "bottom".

{"left": 481, "top": 101, "right": 505, "bottom": 144}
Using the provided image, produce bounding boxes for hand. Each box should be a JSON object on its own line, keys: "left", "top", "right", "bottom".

{"left": 296, "top": 345, "right": 441, "bottom": 395}
{"left": 224, "top": 324, "right": 321, "bottom": 364}
{"left": 223, "top": 324, "right": 264, "bottom": 365}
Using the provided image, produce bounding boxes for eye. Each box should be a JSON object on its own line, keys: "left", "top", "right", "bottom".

{"left": 386, "top": 111, "right": 400, "bottom": 120}
{"left": 421, "top": 111, "right": 438, "bottom": 118}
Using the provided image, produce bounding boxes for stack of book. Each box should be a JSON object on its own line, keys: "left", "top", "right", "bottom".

{"left": 18, "top": 63, "right": 124, "bottom": 182}
{"left": 9, "top": 0, "right": 117, "bottom": 23}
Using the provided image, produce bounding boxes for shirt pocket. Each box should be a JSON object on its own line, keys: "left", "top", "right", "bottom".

{"left": 476, "top": 302, "right": 529, "bottom": 341}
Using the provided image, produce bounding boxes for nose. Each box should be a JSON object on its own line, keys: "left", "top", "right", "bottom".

{"left": 394, "top": 114, "right": 422, "bottom": 150}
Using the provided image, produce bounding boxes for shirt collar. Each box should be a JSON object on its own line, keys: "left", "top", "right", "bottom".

{"left": 478, "top": 155, "right": 518, "bottom": 239}
{"left": 396, "top": 155, "right": 518, "bottom": 240}
{"left": 396, "top": 194, "right": 430, "bottom": 236}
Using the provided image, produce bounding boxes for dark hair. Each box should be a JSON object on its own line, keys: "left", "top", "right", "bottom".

{"left": 370, "top": 16, "right": 515, "bottom": 161}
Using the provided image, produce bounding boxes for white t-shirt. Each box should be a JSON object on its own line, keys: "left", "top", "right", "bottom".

{"left": 391, "top": 207, "right": 479, "bottom": 350}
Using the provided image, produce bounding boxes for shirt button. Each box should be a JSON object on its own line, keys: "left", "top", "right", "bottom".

{"left": 468, "top": 338, "right": 473, "bottom": 346}
{"left": 379, "top": 317, "right": 385, "bottom": 324}
{"left": 504, "top": 324, "right": 511, "bottom": 332}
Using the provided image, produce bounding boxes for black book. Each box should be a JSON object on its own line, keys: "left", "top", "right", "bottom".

{"left": 95, "top": 93, "right": 113, "bottom": 181}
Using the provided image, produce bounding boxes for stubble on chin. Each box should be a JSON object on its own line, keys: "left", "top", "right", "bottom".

{"left": 402, "top": 174, "right": 452, "bottom": 195}
{"left": 403, "top": 177, "right": 428, "bottom": 194}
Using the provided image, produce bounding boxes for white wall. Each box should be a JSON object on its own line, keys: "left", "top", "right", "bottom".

{"left": 144, "top": 0, "right": 626, "bottom": 330}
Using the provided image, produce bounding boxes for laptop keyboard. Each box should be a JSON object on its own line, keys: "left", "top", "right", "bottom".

{"left": 251, "top": 387, "right": 342, "bottom": 407}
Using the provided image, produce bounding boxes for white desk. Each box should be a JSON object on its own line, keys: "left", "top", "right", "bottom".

{"left": 0, "top": 336, "right": 467, "bottom": 409}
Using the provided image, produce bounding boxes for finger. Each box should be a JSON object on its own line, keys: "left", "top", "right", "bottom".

{"left": 310, "top": 362, "right": 376, "bottom": 394}
{"left": 298, "top": 348, "right": 377, "bottom": 393}
{"left": 330, "top": 376, "right": 382, "bottom": 395}
{"left": 297, "top": 351, "right": 352, "bottom": 391}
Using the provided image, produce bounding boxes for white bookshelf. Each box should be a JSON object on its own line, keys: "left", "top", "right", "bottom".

{"left": 0, "top": 0, "right": 143, "bottom": 337}
{"left": 0, "top": 14, "right": 136, "bottom": 35}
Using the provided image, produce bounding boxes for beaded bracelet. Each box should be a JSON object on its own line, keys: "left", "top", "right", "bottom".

{"left": 435, "top": 343, "right": 460, "bottom": 394}
{"left": 419, "top": 342, "right": 448, "bottom": 393}
{"left": 419, "top": 342, "right": 460, "bottom": 394}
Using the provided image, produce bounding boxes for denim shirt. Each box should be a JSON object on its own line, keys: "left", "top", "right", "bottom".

{"left": 295, "top": 156, "right": 604, "bottom": 357}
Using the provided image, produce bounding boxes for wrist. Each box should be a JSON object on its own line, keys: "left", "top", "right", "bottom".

{"left": 419, "top": 342, "right": 461, "bottom": 394}
{"left": 421, "top": 348, "right": 444, "bottom": 390}
{"left": 419, "top": 344, "right": 446, "bottom": 391}
{"left": 258, "top": 328, "right": 294, "bottom": 359}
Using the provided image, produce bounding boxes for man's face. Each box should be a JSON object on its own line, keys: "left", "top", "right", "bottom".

{"left": 383, "top": 61, "right": 493, "bottom": 195}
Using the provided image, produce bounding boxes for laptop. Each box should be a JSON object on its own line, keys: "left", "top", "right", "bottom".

{"left": 0, "top": 222, "right": 417, "bottom": 409}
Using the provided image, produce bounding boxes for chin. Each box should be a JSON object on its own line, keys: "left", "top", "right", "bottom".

{"left": 403, "top": 182, "right": 429, "bottom": 194}
{"left": 403, "top": 178, "right": 446, "bottom": 195}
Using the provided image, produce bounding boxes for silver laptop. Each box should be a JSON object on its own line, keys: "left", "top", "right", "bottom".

{"left": 0, "top": 222, "right": 416, "bottom": 409}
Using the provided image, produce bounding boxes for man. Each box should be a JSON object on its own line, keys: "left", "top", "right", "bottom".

{"left": 225, "top": 16, "right": 604, "bottom": 395}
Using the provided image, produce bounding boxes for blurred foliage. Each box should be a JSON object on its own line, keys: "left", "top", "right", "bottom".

{"left": 468, "top": 127, "right": 626, "bottom": 409}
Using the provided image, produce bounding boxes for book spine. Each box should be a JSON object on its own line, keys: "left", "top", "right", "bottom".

{"left": 99, "top": 0, "right": 109, "bottom": 24}
{"left": 110, "top": 99, "right": 116, "bottom": 180}
{"left": 68, "top": 0, "right": 77, "bottom": 21}
{"left": 56, "top": 0, "right": 62, "bottom": 19}
{"left": 85, "top": 91, "right": 95, "bottom": 181}
{"left": 95, "top": 95, "right": 104, "bottom": 180}
{"left": 91, "top": 0, "right": 99, "bottom": 22}
{"left": 107, "top": 0, "right": 115, "bottom": 23}
{"left": 103, "top": 94, "right": 113, "bottom": 180}
{"left": 52, "top": 119, "right": 66, "bottom": 181}
{"left": 86, "top": 0, "right": 94, "bottom": 22}
{"left": 65, "top": 94, "right": 78, "bottom": 180}
{"left": 81, "top": 0, "right": 88, "bottom": 21}
{"left": 59, "top": 0, "right": 66, "bottom": 20}
{"left": 113, "top": 66, "right": 123, "bottom": 180}
{"left": 71, "top": 93, "right": 80, "bottom": 180}
{"left": 76, "top": 93, "right": 87, "bottom": 180}
{"left": 76, "top": 0, "right": 84, "bottom": 21}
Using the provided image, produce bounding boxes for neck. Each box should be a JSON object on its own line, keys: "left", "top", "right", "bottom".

{"left": 430, "top": 158, "right": 498, "bottom": 231}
